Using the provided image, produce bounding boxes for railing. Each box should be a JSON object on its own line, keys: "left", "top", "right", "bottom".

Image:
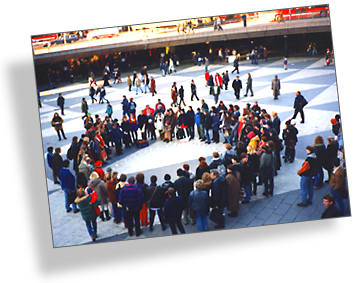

{"left": 33, "top": 17, "right": 331, "bottom": 57}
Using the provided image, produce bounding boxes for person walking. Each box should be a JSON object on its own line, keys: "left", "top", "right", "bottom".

{"left": 245, "top": 73, "right": 253, "bottom": 97}
{"left": 81, "top": 98, "right": 89, "bottom": 120}
{"left": 191, "top": 79, "right": 199, "bottom": 101}
{"left": 291, "top": 91, "right": 308, "bottom": 123}
{"left": 178, "top": 85, "right": 186, "bottom": 107}
{"left": 232, "top": 76, "right": 242, "bottom": 100}
{"left": 271, "top": 75, "right": 280, "bottom": 100}
{"left": 231, "top": 55, "right": 240, "bottom": 74}
{"left": 188, "top": 180, "right": 210, "bottom": 232}
{"left": 105, "top": 102, "right": 113, "bottom": 120}
{"left": 75, "top": 186, "right": 101, "bottom": 242}
{"left": 99, "top": 85, "right": 109, "bottom": 104}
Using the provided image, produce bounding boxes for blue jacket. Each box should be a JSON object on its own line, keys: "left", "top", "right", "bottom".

{"left": 195, "top": 112, "right": 204, "bottom": 127}
{"left": 188, "top": 190, "right": 210, "bottom": 213}
{"left": 122, "top": 98, "right": 129, "bottom": 111}
{"left": 106, "top": 104, "right": 113, "bottom": 115}
{"left": 212, "top": 114, "right": 220, "bottom": 131}
{"left": 109, "top": 127, "right": 123, "bottom": 142}
{"left": 47, "top": 152, "right": 53, "bottom": 168}
{"left": 186, "top": 110, "right": 195, "bottom": 126}
{"left": 59, "top": 168, "right": 76, "bottom": 193}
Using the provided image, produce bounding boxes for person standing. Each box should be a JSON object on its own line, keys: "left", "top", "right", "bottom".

{"left": 271, "top": 75, "right": 280, "bottom": 100}
{"left": 59, "top": 159, "right": 80, "bottom": 213}
{"left": 51, "top": 112, "right": 67, "bottom": 141}
{"left": 143, "top": 74, "right": 150, "bottom": 93}
{"left": 105, "top": 102, "right": 113, "bottom": 120}
{"left": 223, "top": 71, "right": 230, "bottom": 90}
{"left": 109, "top": 123, "right": 123, "bottom": 155}
{"left": 163, "top": 188, "right": 186, "bottom": 235}
{"left": 57, "top": 93, "right": 65, "bottom": 115}
{"left": 145, "top": 175, "right": 167, "bottom": 232}
{"left": 150, "top": 76, "right": 157, "bottom": 96}
{"left": 119, "top": 176, "right": 144, "bottom": 237}
{"left": 225, "top": 165, "right": 241, "bottom": 217}
{"left": 102, "top": 72, "right": 112, "bottom": 87}
{"left": 329, "top": 157, "right": 346, "bottom": 216}
{"left": 291, "top": 91, "right": 307, "bottom": 124}
{"left": 210, "top": 169, "right": 229, "bottom": 229}
{"left": 245, "top": 73, "right": 253, "bottom": 97}
{"left": 232, "top": 76, "right": 242, "bottom": 100}
{"left": 134, "top": 76, "right": 143, "bottom": 95}
{"left": 238, "top": 153, "right": 254, "bottom": 204}
{"left": 321, "top": 193, "right": 339, "bottom": 218}
{"left": 173, "top": 168, "right": 194, "bottom": 225}
{"left": 188, "top": 180, "right": 210, "bottom": 232}
{"left": 259, "top": 145, "right": 276, "bottom": 197}
{"left": 297, "top": 146, "right": 318, "bottom": 207}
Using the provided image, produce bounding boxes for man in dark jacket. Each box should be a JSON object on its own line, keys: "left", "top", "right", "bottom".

{"left": 52, "top": 147, "right": 64, "bottom": 184}
{"left": 291, "top": 91, "right": 307, "bottom": 123}
{"left": 186, "top": 106, "right": 195, "bottom": 140}
{"left": 57, "top": 93, "right": 65, "bottom": 115}
{"left": 163, "top": 188, "right": 186, "bottom": 234}
{"left": 119, "top": 176, "right": 144, "bottom": 237}
{"left": 232, "top": 76, "right": 242, "bottom": 99}
{"left": 321, "top": 193, "right": 339, "bottom": 218}
{"left": 145, "top": 175, "right": 167, "bottom": 231}
{"left": 173, "top": 169, "right": 194, "bottom": 225}
{"left": 210, "top": 169, "right": 229, "bottom": 229}
{"left": 59, "top": 159, "right": 79, "bottom": 213}
{"left": 109, "top": 123, "right": 123, "bottom": 155}
{"left": 238, "top": 153, "right": 254, "bottom": 204}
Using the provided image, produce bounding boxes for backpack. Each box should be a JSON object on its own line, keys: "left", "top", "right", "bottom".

{"left": 218, "top": 164, "right": 227, "bottom": 177}
{"left": 67, "top": 145, "right": 75, "bottom": 160}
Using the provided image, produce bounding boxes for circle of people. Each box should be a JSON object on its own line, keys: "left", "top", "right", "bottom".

{"left": 48, "top": 63, "right": 346, "bottom": 241}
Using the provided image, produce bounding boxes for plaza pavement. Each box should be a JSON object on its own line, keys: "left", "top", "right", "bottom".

{"left": 38, "top": 55, "right": 351, "bottom": 247}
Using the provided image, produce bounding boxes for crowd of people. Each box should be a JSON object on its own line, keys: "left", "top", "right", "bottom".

{"left": 46, "top": 57, "right": 346, "bottom": 242}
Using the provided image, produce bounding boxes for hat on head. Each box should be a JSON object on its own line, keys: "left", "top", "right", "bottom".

{"left": 247, "top": 131, "right": 255, "bottom": 140}
{"left": 95, "top": 160, "right": 102, "bottom": 167}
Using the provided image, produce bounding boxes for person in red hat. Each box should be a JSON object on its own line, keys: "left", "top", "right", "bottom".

{"left": 93, "top": 160, "right": 105, "bottom": 181}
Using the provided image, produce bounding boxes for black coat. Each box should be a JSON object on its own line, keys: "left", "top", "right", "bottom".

{"left": 52, "top": 153, "right": 64, "bottom": 175}
{"left": 321, "top": 203, "right": 339, "bottom": 218}
{"left": 173, "top": 176, "right": 193, "bottom": 207}
{"left": 232, "top": 79, "right": 242, "bottom": 90}
{"left": 212, "top": 175, "right": 229, "bottom": 208}
{"left": 145, "top": 185, "right": 166, "bottom": 208}
{"left": 203, "top": 114, "right": 213, "bottom": 129}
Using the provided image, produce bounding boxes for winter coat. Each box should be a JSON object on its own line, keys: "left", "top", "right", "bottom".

{"left": 163, "top": 196, "right": 185, "bottom": 223}
{"left": 226, "top": 171, "right": 241, "bottom": 212}
{"left": 145, "top": 184, "right": 166, "bottom": 208}
{"left": 106, "top": 179, "right": 118, "bottom": 204}
{"left": 51, "top": 115, "right": 64, "bottom": 131}
{"left": 88, "top": 178, "right": 109, "bottom": 206}
{"left": 59, "top": 168, "right": 76, "bottom": 193}
{"left": 173, "top": 176, "right": 193, "bottom": 207}
{"left": 212, "top": 175, "right": 229, "bottom": 208}
{"left": 150, "top": 79, "right": 156, "bottom": 93}
{"left": 329, "top": 166, "right": 346, "bottom": 191}
{"left": 297, "top": 153, "right": 318, "bottom": 177}
{"left": 188, "top": 190, "right": 210, "bottom": 213}
{"left": 271, "top": 79, "right": 281, "bottom": 96}
{"left": 259, "top": 150, "right": 276, "bottom": 176}
{"left": 52, "top": 153, "right": 64, "bottom": 176}
{"left": 75, "top": 195, "right": 101, "bottom": 221}
{"left": 314, "top": 144, "right": 327, "bottom": 167}
{"left": 212, "top": 114, "right": 220, "bottom": 131}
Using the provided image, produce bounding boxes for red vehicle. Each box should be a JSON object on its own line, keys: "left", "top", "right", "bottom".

{"left": 274, "top": 5, "right": 329, "bottom": 21}
{"left": 32, "top": 34, "right": 58, "bottom": 43}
